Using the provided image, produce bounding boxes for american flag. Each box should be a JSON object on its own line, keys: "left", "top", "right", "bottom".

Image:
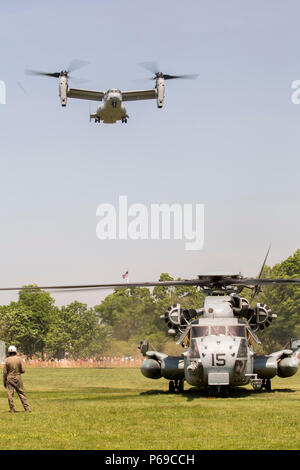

{"left": 122, "top": 270, "right": 129, "bottom": 280}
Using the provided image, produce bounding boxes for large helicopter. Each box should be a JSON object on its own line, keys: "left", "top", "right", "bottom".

{"left": 25, "top": 61, "right": 198, "bottom": 124}
{"left": 1, "top": 254, "right": 300, "bottom": 397}
{"left": 139, "top": 275, "right": 300, "bottom": 397}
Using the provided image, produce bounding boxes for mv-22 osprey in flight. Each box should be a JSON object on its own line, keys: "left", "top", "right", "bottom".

{"left": 25, "top": 60, "right": 198, "bottom": 124}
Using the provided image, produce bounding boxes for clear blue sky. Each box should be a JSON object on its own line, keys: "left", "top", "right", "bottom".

{"left": 0, "top": 1, "right": 299, "bottom": 306}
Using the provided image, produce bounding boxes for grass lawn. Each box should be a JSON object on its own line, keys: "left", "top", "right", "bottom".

{"left": 0, "top": 367, "right": 299, "bottom": 450}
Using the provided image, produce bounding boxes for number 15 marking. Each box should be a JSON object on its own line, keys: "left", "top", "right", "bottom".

{"left": 212, "top": 353, "right": 226, "bottom": 366}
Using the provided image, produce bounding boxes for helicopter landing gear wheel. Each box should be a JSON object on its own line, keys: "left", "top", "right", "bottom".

{"left": 221, "top": 385, "right": 229, "bottom": 398}
{"left": 169, "top": 379, "right": 184, "bottom": 393}
{"left": 177, "top": 380, "right": 184, "bottom": 392}
{"left": 122, "top": 118, "right": 128, "bottom": 123}
{"left": 264, "top": 379, "right": 272, "bottom": 392}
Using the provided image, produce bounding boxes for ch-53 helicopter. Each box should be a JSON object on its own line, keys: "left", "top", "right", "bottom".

{"left": 25, "top": 61, "right": 198, "bottom": 124}
{"left": 2, "top": 253, "right": 300, "bottom": 397}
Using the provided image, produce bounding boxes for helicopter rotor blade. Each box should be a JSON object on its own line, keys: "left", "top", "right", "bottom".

{"left": 138, "top": 61, "right": 160, "bottom": 75}
{"left": 0, "top": 275, "right": 299, "bottom": 294}
{"left": 0, "top": 279, "right": 201, "bottom": 293}
{"left": 251, "top": 244, "right": 272, "bottom": 299}
{"left": 67, "top": 59, "right": 90, "bottom": 74}
{"left": 258, "top": 244, "right": 272, "bottom": 280}
{"left": 234, "top": 278, "right": 300, "bottom": 287}
{"left": 162, "top": 73, "right": 199, "bottom": 80}
{"left": 138, "top": 62, "right": 198, "bottom": 81}
{"left": 25, "top": 60, "right": 89, "bottom": 80}
{"left": 24, "top": 70, "right": 61, "bottom": 78}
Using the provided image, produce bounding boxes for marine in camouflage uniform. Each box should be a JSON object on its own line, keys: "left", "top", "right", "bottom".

{"left": 3, "top": 346, "right": 31, "bottom": 413}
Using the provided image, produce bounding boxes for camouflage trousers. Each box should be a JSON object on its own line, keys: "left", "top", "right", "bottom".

{"left": 6, "top": 376, "right": 30, "bottom": 412}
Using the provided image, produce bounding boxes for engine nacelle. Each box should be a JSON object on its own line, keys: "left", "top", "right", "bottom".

{"left": 248, "top": 303, "right": 275, "bottom": 332}
{"left": 140, "top": 358, "right": 161, "bottom": 379}
{"left": 277, "top": 356, "right": 299, "bottom": 378}
{"left": 156, "top": 77, "right": 165, "bottom": 108}
{"left": 254, "top": 353, "right": 299, "bottom": 379}
{"left": 161, "top": 304, "right": 198, "bottom": 335}
{"left": 253, "top": 355, "right": 278, "bottom": 379}
{"left": 59, "top": 75, "right": 68, "bottom": 107}
{"left": 161, "top": 356, "right": 185, "bottom": 380}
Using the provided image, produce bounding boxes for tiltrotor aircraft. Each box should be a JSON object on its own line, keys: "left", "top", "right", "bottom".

{"left": 25, "top": 61, "right": 198, "bottom": 124}
{"left": 2, "top": 261, "right": 300, "bottom": 397}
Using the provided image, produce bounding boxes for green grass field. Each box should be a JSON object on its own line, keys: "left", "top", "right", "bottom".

{"left": 0, "top": 367, "right": 299, "bottom": 450}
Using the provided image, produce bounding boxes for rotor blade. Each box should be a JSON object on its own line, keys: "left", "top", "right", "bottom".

{"left": 138, "top": 61, "right": 160, "bottom": 75}
{"left": 231, "top": 278, "right": 300, "bottom": 287}
{"left": 0, "top": 275, "right": 299, "bottom": 294}
{"left": 251, "top": 244, "right": 272, "bottom": 299}
{"left": 163, "top": 73, "right": 199, "bottom": 80}
{"left": 0, "top": 279, "right": 203, "bottom": 293}
{"left": 67, "top": 59, "right": 90, "bottom": 73}
{"left": 17, "top": 81, "right": 27, "bottom": 94}
{"left": 258, "top": 245, "right": 271, "bottom": 280}
{"left": 25, "top": 69, "right": 60, "bottom": 78}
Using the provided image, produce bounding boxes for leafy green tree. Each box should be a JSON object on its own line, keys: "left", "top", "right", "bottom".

{"left": 0, "top": 285, "right": 57, "bottom": 356}
{"left": 255, "top": 249, "right": 300, "bottom": 351}
{"left": 95, "top": 287, "right": 161, "bottom": 342}
{"left": 95, "top": 273, "right": 205, "bottom": 353}
{"left": 18, "top": 285, "right": 57, "bottom": 355}
{"left": 46, "top": 301, "right": 110, "bottom": 359}
{"left": 0, "top": 303, "right": 39, "bottom": 356}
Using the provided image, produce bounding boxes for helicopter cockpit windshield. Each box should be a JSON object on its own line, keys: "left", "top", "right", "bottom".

{"left": 191, "top": 326, "right": 209, "bottom": 338}
{"left": 227, "top": 326, "right": 247, "bottom": 338}
{"left": 210, "top": 326, "right": 226, "bottom": 336}
{"left": 191, "top": 325, "right": 247, "bottom": 338}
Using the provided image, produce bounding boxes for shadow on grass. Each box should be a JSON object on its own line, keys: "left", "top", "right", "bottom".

{"left": 13, "top": 387, "right": 146, "bottom": 402}
{"left": 140, "top": 386, "right": 296, "bottom": 401}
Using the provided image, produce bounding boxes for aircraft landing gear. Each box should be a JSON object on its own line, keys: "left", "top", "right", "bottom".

{"left": 177, "top": 380, "right": 184, "bottom": 392}
{"left": 221, "top": 385, "right": 229, "bottom": 398}
{"left": 208, "top": 385, "right": 229, "bottom": 397}
{"left": 168, "top": 379, "right": 184, "bottom": 393}
{"left": 122, "top": 117, "right": 128, "bottom": 123}
{"left": 263, "top": 378, "right": 272, "bottom": 392}
{"left": 251, "top": 377, "right": 272, "bottom": 392}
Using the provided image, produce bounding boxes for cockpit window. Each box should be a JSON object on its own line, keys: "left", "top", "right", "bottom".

{"left": 210, "top": 326, "right": 226, "bottom": 336}
{"left": 227, "top": 326, "right": 247, "bottom": 337}
{"left": 191, "top": 325, "right": 247, "bottom": 338}
{"left": 192, "top": 326, "right": 209, "bottom": 338}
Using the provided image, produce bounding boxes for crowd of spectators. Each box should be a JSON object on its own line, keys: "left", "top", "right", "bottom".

{"left": 21, "top": 355, "right": 144, "bottom": 368}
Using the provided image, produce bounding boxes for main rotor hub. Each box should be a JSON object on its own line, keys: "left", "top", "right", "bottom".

{"left": 197, "top": 274, "right": 245, "bottom": 295}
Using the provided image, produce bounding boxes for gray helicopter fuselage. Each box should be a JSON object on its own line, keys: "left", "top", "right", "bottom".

{"left": 96, "top": 89, "right": 127, "bottom": 123}
{"left": 184, "top": 315, "right": 253, "bottom": 387}
{"left": 183, "top": 296, "right": 254, "bottom": 387}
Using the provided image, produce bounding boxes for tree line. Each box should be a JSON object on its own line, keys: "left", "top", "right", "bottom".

{"left": 0, "top": 250, "right": 299, "bottom": 358}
